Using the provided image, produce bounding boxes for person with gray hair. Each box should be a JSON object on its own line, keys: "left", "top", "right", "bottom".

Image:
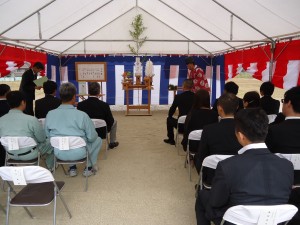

{"left": 77, "top": 82, "right": 119, "bottom": 149}
{"left": 45, "top": 82, "right": 102, "bottom": 177}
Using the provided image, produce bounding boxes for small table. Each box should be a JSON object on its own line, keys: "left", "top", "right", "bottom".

{"left": 123, "top": 84, "right": 152, "bottom": 116}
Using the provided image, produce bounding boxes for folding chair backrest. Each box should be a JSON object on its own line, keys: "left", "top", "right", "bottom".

{"left": 0, "top": 137, "right": 37, "bottom": 151}
{"left": 177, "top": 115, "right": 187, "bottom": 124}
{"left": 50, "top": 136, "right": 86, "bottom": 150}
{"left": 91, "top": 119, "right": 107, "bottom": 129}
{"left": 0, "top": 166, "right": 54, "bottom": 184}
{"left": 275, "top": 153, "right": 300, "bottom": 170}
{"left": 202, "top": 154, "right": 234, "bottom": 169}
{"left": 267, "top": 114, "right": 277, "bottom": 124}
{"left": 222, "top": 204, "right": 298, "bottom": 225}
{"left": 188, "top": 130, "right": 203, "bottom": 141}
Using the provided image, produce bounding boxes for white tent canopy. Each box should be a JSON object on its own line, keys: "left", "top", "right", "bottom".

{"left": 0, "top": 0, "right": 299, "bottom": 55}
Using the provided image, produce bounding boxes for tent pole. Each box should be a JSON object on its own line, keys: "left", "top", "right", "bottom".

{"left": 34, "top": 0, "right": 114, "bottom": 49}
{"left": 230, "top": 14, "right": 233, "bottom": 40}
{"left": 158, "top": 0, "right": 235, "bottom": 50}
{"left": 139, "top": 8, "right": 211, "bottom": 54}
{"left": 0, "top": 0, "right": 56, "bottom": 36}
{"left": 38, "top": 12, "right": 42, "bottom": 39}
{"left": 212, "top": 0, "right": 273, "bottom": 42}
{"left": 269, "top": 41, "right": 275, "bottom": 81}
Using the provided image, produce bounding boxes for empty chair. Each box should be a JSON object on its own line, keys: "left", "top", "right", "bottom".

{"left": 0, "top": 136, "right": 40, "bottom": 166}
{"left": 92, "top": 119, "right": 108, "bottom": 159}
{"left": 0, "top": 166, "right": 72, "bottom": 225}
{"left": 195, "top": 154, "right": 233, "bottom": 198}
{"left": 175, "top": 115, "right": 186, "bottom": 154}
{"left": 220, "top": 204, "right": 298, "bottom": 225}
{"left": 184, "top": 129, "right": 202, "bottom": 181}
{"left": 50, "top": 136, "right": 94, "bottom": 191}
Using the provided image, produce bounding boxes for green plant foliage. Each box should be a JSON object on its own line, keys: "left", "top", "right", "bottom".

{"left": 128, "top": 14, "right": 147, "bottom": 55}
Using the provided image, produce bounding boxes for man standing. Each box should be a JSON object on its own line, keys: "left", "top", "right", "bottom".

{"left": 19, "top": 62, "right": 44, "bottom": 116}
{"left": 164, "top": 79, "right": 194, "bottom": 145}
{"left": 194, "top": 93, "right": 241, "bottom": 184}
{"left": 185, "top": 57, "right": 210, "bottom": 92}
{"left": 196, "top": 108, "right": 293, "bottom": 225}
{"left": 35, "top": 80, "right": 61, "bottom": 119}
{"left": 45, "top": 82, "right": 102, "bottom": 177}
{"left": 77, "top": 82, "right": 119, "bottom": 149}
{"left": 0, "top": 91, "right": 54, "bottom": 170}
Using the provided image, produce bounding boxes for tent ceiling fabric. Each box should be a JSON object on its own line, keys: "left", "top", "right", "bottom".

{"left": 0, "top": 0, "right": 299, "bottom": 55}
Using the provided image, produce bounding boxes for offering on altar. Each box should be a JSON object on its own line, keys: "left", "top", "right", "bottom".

{"left": 134, "top": 57, "right": 142, "bottom": 77}
{"left": 145, "top": 59, "right": 154, "bottom": 77}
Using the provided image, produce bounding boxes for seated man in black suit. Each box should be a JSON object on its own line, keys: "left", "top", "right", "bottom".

{"left": 77, "top": 82, "right": 119, "bottom": 149}
{"left": 35, "top": 80, "right": 61, "bottom": 118}
{"left": 265, "top": 86, "right": 300, "bottom": 225}
{"left": 212, "top": 81, "right": 243, "bottom": 113}
{"left": 164, "top": 79, "right": 195, "bottom": 145}
{"left": 0, "top": 84, "right": 11, "bottom": 166}
{"left": 194, "top": 93, "right": 242, "bottom": 185}
{"left": 196, "top": 108, "right": 293, "bottom": 225}
{"left": 259, "top": 81, "right": 280, "bottom": 115}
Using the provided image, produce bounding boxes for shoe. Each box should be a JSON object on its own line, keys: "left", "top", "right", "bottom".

{"left": 163, "top": 139, "right": 175, "bottom": 145}
{"left": 109, "top": 142, "right": 119, "bottom": 149}
{"left": 69, "top": 168, "right": 78, "bottom": 177}
{"left": 83, "top": 168, "right": 95, "bottom": 177}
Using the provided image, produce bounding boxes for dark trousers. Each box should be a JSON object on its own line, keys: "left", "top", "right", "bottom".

{"left": 0, "top": 144, "right": 6, "bottom": 167}
{"left": 196, "top": 190, "right": 228, "bottom": 225}
{"left": 24, "top": 97, "right": 34, "bottom": 116}
{"left": 166, "top": 117, "right": 178, "bottom": 140}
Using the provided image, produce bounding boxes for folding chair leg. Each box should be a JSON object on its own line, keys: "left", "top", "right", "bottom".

{"left": 57, "top": 191, "right": 72, "bottom": 218}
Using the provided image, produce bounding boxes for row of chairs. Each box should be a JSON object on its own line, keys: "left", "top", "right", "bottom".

{"left": 177, "top": 113, "right": 279, "bottom": 181}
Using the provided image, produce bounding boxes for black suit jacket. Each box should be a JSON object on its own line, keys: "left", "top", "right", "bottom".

{"left": 196, "top": 118, "right": 242, "bottom": 183}
{"left": 266, "top": 119, "right": 300, "bottom": 183}
{"left": 260, "top": 95, "right": 280, "bottom": 115}
{"left": 19, "top": 69, "right": 37, "bottom": 100}
{"left": 0, "top": 99, "right": 10, "bottom": 117}
{"left": 181, "top": 108, "right": 218, "bottom": 151}
{"left": 77, "top": 97, "right": 114, "bottom": 138}
{"left": 205, "top": 148, "right": 293, "bottom": 220}
{"left": 35, "top": 95, "right": 61, "bottom": 119}
{"left": 168, "top": 91, "right": 194, "bottom": 118}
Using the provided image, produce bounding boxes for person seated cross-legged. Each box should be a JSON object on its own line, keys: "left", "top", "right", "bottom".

{"left": 164, "top": 79, "right": 195, "bottom": 145}
{"left": 45, "top": 82, "right": 102, "bottom": 177}
{"left": 77, "top": 82, "right": 119, "bottom": 150}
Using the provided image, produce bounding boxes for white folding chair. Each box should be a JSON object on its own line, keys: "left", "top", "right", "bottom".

{"left": 276, "top": 153, "right": 300, "bottom": 187}
{"left": 92, "top": 119, "right": 108, "bottom": 159}
{"left": 267, "top": 114, "right": 277, "bottom": 124}
{"left": 38, "top": 118, "right": 46, "bottom": 128}
{"left": 0, "top": 166, "right": 72, "bottom": 225}
{"left": 220, "top": 204, "right": 298, "bottom": 225}
{"left": 175, "top": 115, "right": 187, "bottom": 154}
{"left": 195, "top": 154, "right": 233, "bottom": 198}
{"left": 0, "top": 137, "right": 40, "bottom": 166}
{"left": 184, "top": 129, "right": 202, "bottom": 181}
{"left": 50, "top": 136, "right": 94, "bottom": 191}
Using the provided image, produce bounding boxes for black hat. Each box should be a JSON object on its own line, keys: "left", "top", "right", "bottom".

{"left": 185, "top": 57, "right": 194, "bottom": 65}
